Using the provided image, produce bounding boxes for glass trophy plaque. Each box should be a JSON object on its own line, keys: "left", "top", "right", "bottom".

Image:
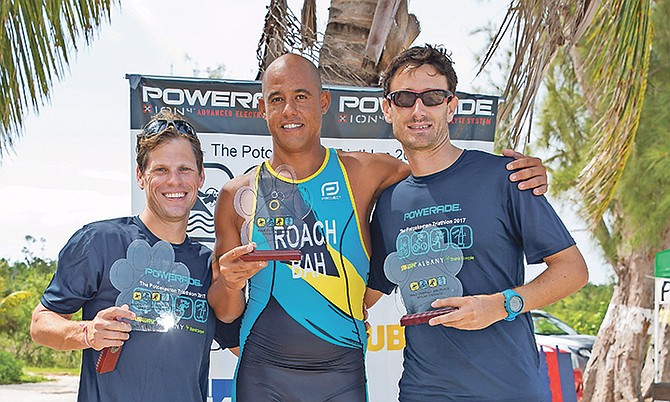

{"left": 234, "top": 163, "right": 307, "bottom": 257}
{"left": 383, "top": 227, "right": 466, "bottom": 325}
{"left": 110, "top": 239, "right": 196, "bottom": 332}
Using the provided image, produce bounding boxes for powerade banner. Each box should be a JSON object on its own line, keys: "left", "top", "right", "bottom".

{"left": 128, "top": 74, "right": 497, "bottom": 140}
{"left": 127, "top": 74, "right": 498, "bottom": 402}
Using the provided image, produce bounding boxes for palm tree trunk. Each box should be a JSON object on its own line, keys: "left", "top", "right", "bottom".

{"left": 319, "top": 0, "right": 419, "bottom": 86}
{"left": 257, "top": 0, "right": 288, "bottom": 78}
{"left": 319, "top": 0, "right": 379, "bottom": 85}
{"left": 583, "top": 219, "right": 670, "bottom": 401}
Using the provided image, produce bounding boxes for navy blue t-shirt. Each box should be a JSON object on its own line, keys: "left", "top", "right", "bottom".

{"left": 369, "top": 149, "right": 575, "bottom": 401}
{"left": 41, "top": 216, "right": 239, "bottom": 402}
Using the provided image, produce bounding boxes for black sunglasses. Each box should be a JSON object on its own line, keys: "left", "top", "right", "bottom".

{"left": 387, "top": 89, "right": 454, "bottom": 108}
{"left": 140, "top": 119, "right": 197, "bottom": 138}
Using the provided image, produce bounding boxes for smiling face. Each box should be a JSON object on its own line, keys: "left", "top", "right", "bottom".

{"left": 382, "top": 64, "right": 458, "bottom": 154}
{"left": 137, "top": 137, "right": 204, "bottom": 226}
{"left": 259, "top": 54, "right": 330, "bottom": 155}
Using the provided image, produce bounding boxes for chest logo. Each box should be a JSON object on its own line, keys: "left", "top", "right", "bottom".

{"left": 321, "top": 181, "right": 341, "bottom": 200}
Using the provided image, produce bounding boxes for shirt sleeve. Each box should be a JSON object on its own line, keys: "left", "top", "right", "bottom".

{"left": 506, "top": 177, "right": 575, "bottom": 265}
{"left": 213, "top": 316, "right": 242, "bottom": 348}
{"left": 368, "top": 201, "right": 397, "bottom": 295}
{"left": 40, "top": 225, "right": 103, "bottom": 314}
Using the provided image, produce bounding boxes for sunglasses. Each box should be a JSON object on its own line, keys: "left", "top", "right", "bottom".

{"left": 387, "top": 89, "right": 454, "bottom": 108}
{"left": 140, "top": 119, "right": 197, "bottom": 138}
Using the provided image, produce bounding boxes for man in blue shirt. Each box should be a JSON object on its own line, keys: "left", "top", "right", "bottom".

{"left": 367, "top": 45, "right": 589, "bottom": 401}
{"left": 30, "top": 111, "right": 239, "bottom": 402}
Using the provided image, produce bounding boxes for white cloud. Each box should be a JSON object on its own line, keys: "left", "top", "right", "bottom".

{"left": 0, "top": 185, "right": 129, "bottom": 262}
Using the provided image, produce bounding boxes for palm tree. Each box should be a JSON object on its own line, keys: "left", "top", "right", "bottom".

{"left": 0, "top": 0, "right": 117, "bottom": 159}
{"left": 483, "top": 2, "right": 659, "bottom": 400}
{"left": 482, "top": 0, "right": 652, "bottom": 229}
{"left": 255, "top": 0, "right": 419, "bottom": 86}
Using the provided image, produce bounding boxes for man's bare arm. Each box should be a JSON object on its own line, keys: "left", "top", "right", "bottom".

{"left": 208, "top": 178, "right": 267, "bottom": 323}
{"left": 428, "top": 245, "right": 588, "bottom": 329}
{"left": 31, "top": 303, "right": 134, "bottom": 351}
{"left": 364, "top": 288, "right": 385, "bottom": 309}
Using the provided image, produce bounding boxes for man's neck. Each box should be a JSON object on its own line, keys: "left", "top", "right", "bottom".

{"left": 269, "top": 145, "right": 327, "bottom": 180}
{"left": 138, "top": 210, "right": 188, "bottom": 244}
{"left": 406, "top": 142, "right": 463, "bottom": 177}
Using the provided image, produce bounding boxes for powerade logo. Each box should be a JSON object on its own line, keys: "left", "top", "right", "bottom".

{"left": 142, "top": 86, "right": 262, "bottom": 108}
{"left": 338, "top": 96, "right": 385, "bottom": 113}
{"left": 338, "top": 95, "right": 495, "bottom": 117}
{"left": 337, "top": 96, "right": 386, "bottom": 125}
{"left": 144, "top": 267, "right": 203, "bottom": 287}
{"left": 403, "top": 203, "right": 461, "bottom": 221}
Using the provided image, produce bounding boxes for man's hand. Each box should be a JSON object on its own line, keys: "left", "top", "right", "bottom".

{"left": 502, "top": 149, "right": 548, "bottom": 196}
{"left": 216, "top": 243, "right": 268, "bottom": 291}
{"left": 84, "top": 305, "right": 135, "bottom": 351}
{"left": 427, "top": 294, "right": 507, "bottom": 330}
{"left": 363, "top": 305, "right": 371, "bottom": 331}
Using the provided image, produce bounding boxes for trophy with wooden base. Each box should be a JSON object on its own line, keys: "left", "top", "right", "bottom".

{"left": 383, "top": 227, "right": 467, "bottom": 326}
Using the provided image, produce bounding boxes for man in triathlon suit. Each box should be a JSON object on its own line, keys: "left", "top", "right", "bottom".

{"left": 207, "top": 53, "right": 548, "bottom": 401}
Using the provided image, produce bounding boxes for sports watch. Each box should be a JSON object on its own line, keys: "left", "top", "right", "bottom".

{"left": 501, "top": 289, "right": 524, "bottom": 321}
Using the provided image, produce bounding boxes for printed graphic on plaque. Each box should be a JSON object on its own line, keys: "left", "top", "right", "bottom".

{"left": 384, "top": 227, "right": 466, "bottom": 315}
{"left": 234, "top": 164, "right": 310, "bottom": 255}
{"left": 110, "top": 240, "right": 205, "bottom": 331}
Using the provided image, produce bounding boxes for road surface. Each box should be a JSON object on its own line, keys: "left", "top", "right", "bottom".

{"left": 0, "top": 375, "right": 78, "bottom": 402}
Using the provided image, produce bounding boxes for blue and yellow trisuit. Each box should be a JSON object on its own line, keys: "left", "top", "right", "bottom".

{"left": 233, "top": 148, "right": 370, "bottom": 401}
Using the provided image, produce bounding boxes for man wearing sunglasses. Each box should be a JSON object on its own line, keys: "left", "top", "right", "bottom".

{"left": 31, "top": 111, "right": 240, "bottom": 402}
{"left": 366, "top": 45, "right": 589, "bottom": 401}
{"left": 207, "top": 53, "right": 549, "bottom": 401}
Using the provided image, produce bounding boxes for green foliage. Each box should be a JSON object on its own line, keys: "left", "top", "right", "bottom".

{"left": 532, "top": 0, "right": 670, "bottom": 260}
{"left": 0, "top": 249, "right": 81, "bottom": 371}
{"left": 542, "top": 283, "right": 614, "bottom": 336}
{"left": 615, "top": 0, "right": 670, "bottom": 249}
{"left": 0, "top": 350, "right": 24, "bottom": 384}
{"left": 535, "top": 49, "right": 592, "bottom": 197}
{"left": 1, "top": 0, "right": 118, "bottom": 158}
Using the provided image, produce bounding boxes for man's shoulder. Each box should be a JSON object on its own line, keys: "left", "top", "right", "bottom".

{"left": 459, "top": 149, "right": 511, "bottom": 182}
{"left": 80, "top": 216, "right": 135, "bottom": 235}
{"left": 336, "top": 149, "right": 407, "bottom": 178}
{"left": 336, "top": 148, "right": 397, "bottom": 162}
{"left": 463, "top": 149, "right": 511, "bottom": 167}
{"left": 60, "top": 217, "right": 139, "bottom": 257}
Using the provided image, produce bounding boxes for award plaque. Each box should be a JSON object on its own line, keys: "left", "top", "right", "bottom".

{"left": 383, "top": 227, "right": 466, "bottom": 326}
{"left": 399, "top": 307, "right": 457, "bottom": 326}
{"left": 104, "top": 239, "right": 207, "bottom": 373}
{"left": 96, "top": 346, "right": 122, "bottom": 374}
{"left": 110, "top": 240, "right": 195, "bottom": 333}
{"left": 240, "top": 249, "right": 302, "bottom": 261}
{"left": 234, "top": 163, "right": 307, "bottom": 259}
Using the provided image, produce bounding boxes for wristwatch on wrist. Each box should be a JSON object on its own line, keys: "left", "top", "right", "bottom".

{"left": 501, "top": 289, "right": 524, "bottom": 321}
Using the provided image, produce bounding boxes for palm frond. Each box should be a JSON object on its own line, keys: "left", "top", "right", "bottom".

{"left": 576, "top": 0, "right": 652, "bottom": 226}
{"left": 0, "top": 0, "right": 117, "bottom": 159}
{"left": 479, "top": 0, "right": 599, "bottom": 148}
{"left": 481, "top": 0, "right": 652, "bottom": 227}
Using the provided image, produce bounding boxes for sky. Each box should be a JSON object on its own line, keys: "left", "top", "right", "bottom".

{"left": 0, "top": 0, "right": 613, "bottom": 284}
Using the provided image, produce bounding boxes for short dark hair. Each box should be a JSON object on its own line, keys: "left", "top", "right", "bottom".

{"left": 380, "top": 44, "right": 458, "bottom": 97}
{"left": 135, "top": 111, "right": 204, "bottom": 173}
